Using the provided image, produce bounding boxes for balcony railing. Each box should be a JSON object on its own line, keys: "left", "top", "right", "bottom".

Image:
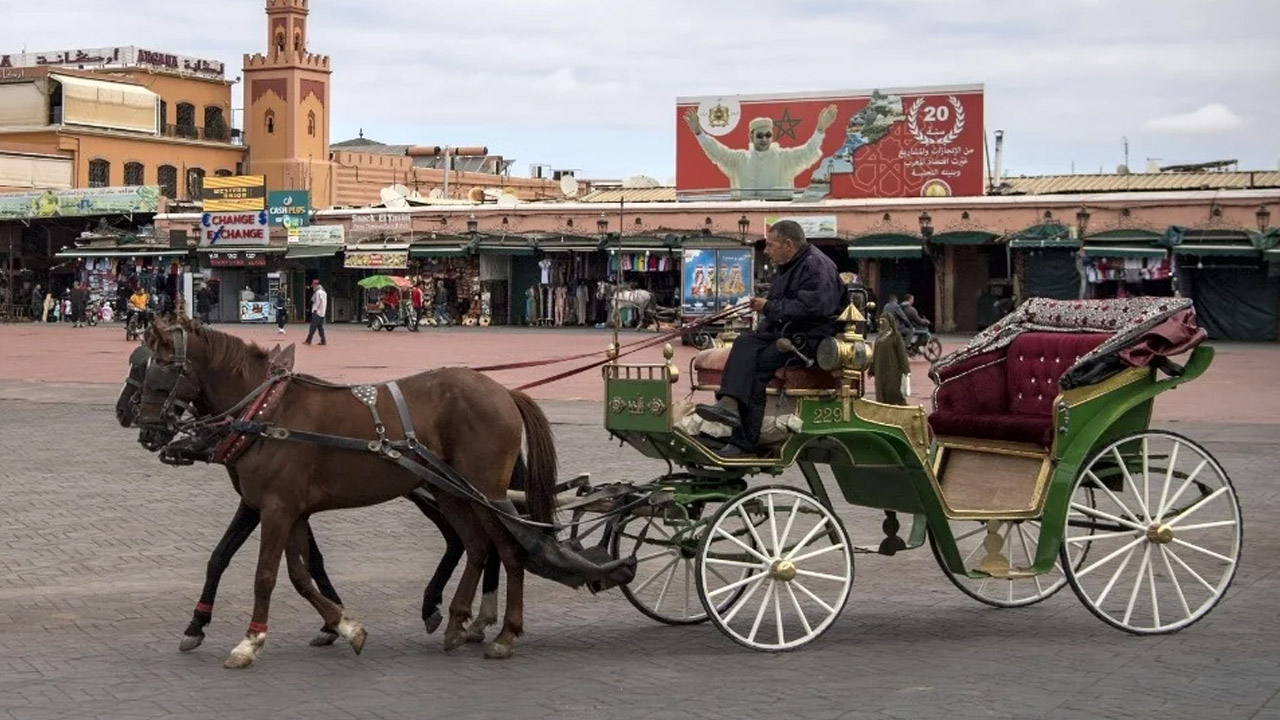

{"left": 161, "top": 123, "right": 243, "bottom": 145}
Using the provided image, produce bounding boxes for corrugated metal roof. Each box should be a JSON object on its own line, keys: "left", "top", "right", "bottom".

{"left": 999, "top": 172, "right": 1280, "bottom": 195}
{"left": 580, "top": 187, "right": 678, "bottom": 203}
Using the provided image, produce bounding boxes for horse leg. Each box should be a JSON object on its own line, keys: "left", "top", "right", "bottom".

{"left": 285, "top": 519, "right": 366, "bottom": 655}
{"left": 464, "top": 550, "right": 502, "bottom": 643}
{"left": 222, "top": 503, "right": 293, "bottom": 669}
{"left": 473, "top": 510, "right": 526, "bottom": 660}
{"left": 406, "top": 492, "right": 462, "bottom": 635}
{"left": 438, "top": 501, "right": 488, "bottom": 652}
{"left": 303, "top": 522, "right": 344, "bottom": 647}
{"left": 181, "top": 500, "right": 259, "bottom": 652}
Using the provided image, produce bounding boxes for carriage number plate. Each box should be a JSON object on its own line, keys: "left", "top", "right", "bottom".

{"left": 811, "top": 406, "right": 843, "bottom": 424}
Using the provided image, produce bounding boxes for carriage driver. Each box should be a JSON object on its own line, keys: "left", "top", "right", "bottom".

{"left": 695, "top": 219, "right": 847, "bottom": 457}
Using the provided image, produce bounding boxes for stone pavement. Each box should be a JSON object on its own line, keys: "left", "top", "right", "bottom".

{"left": 0, "top": 325, "right": 1278, "bottom": 720}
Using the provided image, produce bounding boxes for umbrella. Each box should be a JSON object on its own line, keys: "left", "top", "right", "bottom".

{"left": 357, "top": 275, "right": 413, "bottom": 290}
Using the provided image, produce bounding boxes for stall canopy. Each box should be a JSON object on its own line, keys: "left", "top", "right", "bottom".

{"left": 284, "top": 244, "right": 341, "bottom": 259}
{"left": 1006, "top": 222, "right": 1079, "bottom": 249}
{"left": 531, "top": 234, "right": 605, "bottom": 253}
{"left": 929, "top": 230, "right": 999, "bottom": 246}
{"left": 1081, "top": 229, "right": 1167, "bottom": 259}
{"left": 1159, "top": 226, "right": 1268, "bottom": 257}
{"left": 56, "top": 245, "right": 186, "bottom": 259}
{"left": 846, "top": 233, "right": 924, "bottom": 259}
{"left": 474, "top": 235, "right": 537, "bottom": 256}
{"left": 601, "top": 234, "right": 681, "bottom": 254}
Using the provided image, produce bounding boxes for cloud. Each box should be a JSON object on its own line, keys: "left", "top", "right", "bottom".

{"left": 1144, "top": 104, "right": 1245, "bottom": 134}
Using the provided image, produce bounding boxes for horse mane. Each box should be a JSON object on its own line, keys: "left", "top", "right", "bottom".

{"left": 149, "top": 314, "right": 270, "bottom": 379}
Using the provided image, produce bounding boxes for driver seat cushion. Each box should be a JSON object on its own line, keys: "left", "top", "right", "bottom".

{"left": 692, "top": 347, "right": 842, "bottom": 390}
{"left": 929, "top": 332, "right": 1110, "bottom": 447}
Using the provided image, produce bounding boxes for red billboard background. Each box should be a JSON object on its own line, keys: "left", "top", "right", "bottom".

{"left": 675, "top": 84, "right": 984, "bottom": 200}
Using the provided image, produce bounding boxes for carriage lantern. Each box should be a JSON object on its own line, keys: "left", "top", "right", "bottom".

{"left": 1258, "top": 205, "right": 1271, "bottom": 232}
{"left": 596, "top": 213, "right": 608, "bottom": 238}
{"left": 738, "top": 214, "right": 750, "bottom": 242}
{"left": 917, "top": 211, "right": 933, "bottom": 240}
{"left": 466, "top": 214, "right": 478, "bottom": 235}
{"left": 1076, "top": 206, "right": 1091, "bottom": 237}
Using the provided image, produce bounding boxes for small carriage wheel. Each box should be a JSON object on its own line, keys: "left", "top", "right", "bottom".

{"left": 1062, "top": 430, "right": 1242, "bottom": 635}
{"left": 696, "top": 485, "right": 853, "bottom": 651}
{"left": 369, "top": 315, "right": 384, "bottom": 331}
{"left": 928, "top": 504, "right": 1092, "bottom": 608}
{"left": 922, "top": 337, "right": 944, "bottom": 363}
{"left": 611, "top": 501, "right": 750, "bottom": 625}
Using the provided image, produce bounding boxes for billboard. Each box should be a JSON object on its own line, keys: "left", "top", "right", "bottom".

{"left": 202, "top": 175, "right": 266, "bottom": 212}
{"left": 0, "top": 186, "right": 160, "bottom": 220}
{"left": 676, "top": 84, "right": 983, "bottom": 201}
{"left": 267, "top": 190, "right": 310, "bottom": 228}
{"left": 682, "top": 247, "right": 753, "bottom": 317}
{"left": 199, "top": 211, "right": 269, "bottom": 247}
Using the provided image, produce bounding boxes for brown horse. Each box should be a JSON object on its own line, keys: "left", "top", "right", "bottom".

{"left": 133, "top": 314, "right": 558, "bottom": 667}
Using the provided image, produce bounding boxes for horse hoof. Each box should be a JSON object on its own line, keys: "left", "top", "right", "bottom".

{"left": 178, "top": 634, "right": 204, "bottom": 652}
{"left": 349, "top": 627, "right": 367, "bottom": 655}
{"left": 309, "top": 631, "right": 339, "bottom": 647}
{"left": 222, "top": 651, "right": 255, "bottom": 669}
{"left": 464, "top": 627, "right": 486, "bottom": 644}
{"left": 484, "top": 642, "right": 514, "bottom": 660}
{"left": 443, "top": 630, "right": 466, "bottom": 652}
{"left": 423, "top": 610, "right": 442, "bottom": 635}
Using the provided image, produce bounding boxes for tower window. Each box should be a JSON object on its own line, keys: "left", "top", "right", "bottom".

{"left": 266, "top": 111, "right": 275, "bottom": 134}
{"left": 275, "top": 32, "right": 285, "bottom": 54}
{"left": 294, "top": 31, "right": 302, "bottom": 51}
{"left": 307, "top": 111, "right": 316, "bottom": 136}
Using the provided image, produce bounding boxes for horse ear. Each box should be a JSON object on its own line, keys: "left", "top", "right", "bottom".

{"left": 275, "top": 343, "right": 296, "bottom": 371}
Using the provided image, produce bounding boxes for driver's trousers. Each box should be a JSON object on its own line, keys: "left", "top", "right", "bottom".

{"left": 716, "top": 332, "right": 788, "bottom": 452}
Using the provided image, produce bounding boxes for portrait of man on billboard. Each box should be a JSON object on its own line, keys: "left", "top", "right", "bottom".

{"left": 683, "top": 103, "right": 837, "bottom": 200}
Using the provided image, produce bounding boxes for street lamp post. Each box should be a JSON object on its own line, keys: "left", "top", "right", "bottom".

{"left": 1076, "top": 206, "right": 1091, "bottom": 238}
{"left": 1257, "top": 205, "right": 1271, "bottom": 233}
{"left": 738, "top": 214, "right": 750, "bottom": 243}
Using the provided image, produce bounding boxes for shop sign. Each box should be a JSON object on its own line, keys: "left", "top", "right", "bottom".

{"left": 350, "top": 212, "right": 412, "bottom": 234}
{"left": 267, "top": 191, "right": 310, "bottom": 228}
{"left": 202, "top": 175, "right": 266, "bottom": 212}
{"left": 764, "top": 215, "right": 838, "bottom": 239}
{"left": 205, "top": 251, "right": 269, "bottom": 268}
{"left": 0, "top": 185, "right": 161, "bottom": 220}
{"left": 0, "top": 46, "right": 225, "bottom": 78}
{"left": 200, "top": 211, "right": 269, "bottom": 246}
{"left": 345, "top": 251, "right": 409, "bottom": 269}
{"left": 290, "top": 224, "right": 345, "bottom": 244}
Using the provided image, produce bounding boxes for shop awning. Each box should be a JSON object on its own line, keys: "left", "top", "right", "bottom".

{"left": 1081, "top": 246, "right": 1167, "bottom": 259}
{"left": 601, "top": 235, "right": 681, "bottom": 254}
{"left": 410, "top": 243, "right": 470, "bottom": 258}
{"left": 284, "top": 244, "right": 341, "bottom": 259}
{"left": 52, "top": 73, "right": 159, "bottom": 134}
{"left": 474, "top": 237, "right": 537, "bottom": 256}
{"left": 1006, "top": 222, "right": 1079, "bottom": 249}
{"left": 197, "top": 246, "right": 286, "bottom": 254}
{"left": 847, "top": 233, "right": 924, "bottom": 259}
{"left": 533, "top": 235, "right": 601, "bottom": 252}
{"left": 1162, "top": 227, "right": 1263, "bottom": 257}
{"left": 929, "top": 230, "right": 999, "bottom": 246}
{"left": 56, "top": 247, "right": 187, "bottom": 258}
{"left": 1081, "top": 229, "right": 1166, "bottom": 259}
{"left": 1266, "top": 249, "right": 1280, "bottom": 262}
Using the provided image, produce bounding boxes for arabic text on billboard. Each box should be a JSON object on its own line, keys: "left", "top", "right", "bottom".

{"left": 0, "top": 46, "right": 225, "bottom": 78}
{"left": 199, "top": 211, "right": 269, "bottom": 247}
{"left": 267, "top": 190, "right": 310, "bottom": 228}
{"left": 0, "top": 186, "right": 161, "bottom": 220}
{"left": 682, "top": 248, "right": 753, "bottom": 316}
{"left": 675, "top": 84, "right": 984, "bottom": 201}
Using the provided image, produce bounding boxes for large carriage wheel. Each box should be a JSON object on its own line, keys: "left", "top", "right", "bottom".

{"left": 696, "top": 486, "right": 853, "bottom": 651}
{"left": 1062, "top": 430, "right": 1242, "bottom": 634}
{"left": 611, "top": 501, "right": 749, "bottom": 625}
{"left": 929, "top": 506, "right": 1091, "bottom": 608}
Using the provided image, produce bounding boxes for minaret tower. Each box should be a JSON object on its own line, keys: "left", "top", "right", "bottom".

{"left": 242, "top": 0, "right": 332, "bottom": 207}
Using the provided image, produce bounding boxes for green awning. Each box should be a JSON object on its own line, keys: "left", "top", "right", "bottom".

{"left": 56, "top": 247, "right": 188, "bottom": 258}
{"left": 1007, "top": 222, "right": 1078, "bottom": 249}
{"left": 1082, "top": 246, "right": 1167, "bottom": 259}
{"left": 1266, "top": 248, "right": 1280, "bottom": 262}
{"left": 1084, "top": 229, "right": 1164, "bottom": 244}
{"left": 533, "top": 235, "right": 601, "bottom": 252}
{"left": 1172, "top": 244, "right": 1261, "bottom": 258}
{"left": 848, "top": 245, "right": 925, "bottom": 259}
{"left": 930, "top": 230, "right": 999, "bottom": 245}
{"left": 1009, "top": 237, "right": 1081, "bottom": 249}
{"left": 285, "top": 244, "right": 341, "bottom": 259}
{"left": 410, "top": 244, "right": 470, "bottom": 258}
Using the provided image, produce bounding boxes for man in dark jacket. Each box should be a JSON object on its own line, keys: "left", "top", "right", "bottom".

{"left": 69, "top": 282, "right": 89, "bottom": 328}
{"left": 695, "top": 220, "right": 846, "bottom": 456}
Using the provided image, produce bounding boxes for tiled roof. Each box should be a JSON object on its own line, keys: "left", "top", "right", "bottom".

{"left": 998, "top": 171, "right": 1280, "bottom": 195}
{"left": 580, "top": 187, "right": 678, "bottom": 203}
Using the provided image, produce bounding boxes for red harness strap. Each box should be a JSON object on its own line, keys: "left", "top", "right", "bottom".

{"left": 211, "top": 375, "right": 292, "bottom": 465}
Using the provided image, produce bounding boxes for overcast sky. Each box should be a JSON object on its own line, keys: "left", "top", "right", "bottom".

{"left": 6, "top": 0, "right": 1279, "bottom": 182}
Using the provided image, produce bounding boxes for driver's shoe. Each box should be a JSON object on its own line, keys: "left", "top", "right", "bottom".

{"left": 695, "top": 403, "right": 740, "bottom": 428}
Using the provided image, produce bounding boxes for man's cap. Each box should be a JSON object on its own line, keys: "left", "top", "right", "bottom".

{"left": 748, "top": 117, "right": 773, "bottom": 133}
{"left": 311, "top": 279, "right": 320, "bottom": 286}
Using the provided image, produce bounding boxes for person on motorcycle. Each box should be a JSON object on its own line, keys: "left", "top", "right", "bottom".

{"left": 127, "top": 287, "right": 151, "bottom": 328}
{"left": 899, "top": 294, "right": 932, "bottom": 350}
{"left": 381, "top": 287, "right": 400, "bottom": 324}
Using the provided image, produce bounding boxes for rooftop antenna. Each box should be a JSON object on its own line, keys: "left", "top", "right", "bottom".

{"left": 1123, "top": 136, "right": 1130, "bottom": 169}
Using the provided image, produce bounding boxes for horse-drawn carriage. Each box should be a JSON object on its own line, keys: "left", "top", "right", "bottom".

{"left": 122, "top": 294, "right": 1239, "bottom": 665}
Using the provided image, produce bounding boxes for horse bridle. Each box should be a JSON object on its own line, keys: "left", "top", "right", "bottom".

{"left": 141, "top": 325, "right": 201, "bottom": 431}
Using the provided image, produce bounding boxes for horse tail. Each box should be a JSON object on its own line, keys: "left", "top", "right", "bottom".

{"left": 507, "top": 389, "right": 557, "bottom": 525}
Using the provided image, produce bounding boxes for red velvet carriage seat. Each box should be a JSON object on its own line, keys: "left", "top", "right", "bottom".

{"left": 692, "top": 347, "right": 843, "bottom": 391}
{"left": 928, "top": 332, "right": 1110, "bottom": 447}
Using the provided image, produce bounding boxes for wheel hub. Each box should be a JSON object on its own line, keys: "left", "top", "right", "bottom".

{"left": 1146, "top": 523, "right": 1174, "bottom": 544}
{"left": 769, "top": 559, "right": 797, "bottom": 582}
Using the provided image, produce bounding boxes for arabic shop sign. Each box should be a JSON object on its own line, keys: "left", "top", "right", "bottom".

{"left": 206, "top": 251, "right": 268, "bottom": 268}
{"left": 267, "top": 191, "right": 310, "bottom": 229}
{"left": 350, "top": 212, "right": 412, "bottom": 234}
{"left": 199, "top": 211, "right": 269, "bottom": 247}
{"left": 0, "top": 46, "right": 225, "bottom": 78}
{"left": 0, "top": 186, "right": 161, "bottom": 220}
{"left": 764, "top": 215, "right": 838, "bottom": 239}
{"left": 289, "top": 225, "right": 344, "bottom": 244}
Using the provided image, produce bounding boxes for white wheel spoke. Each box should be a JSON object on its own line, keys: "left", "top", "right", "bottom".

{"left": 1072, "top": 498, "right": 1147, "bottom": 532}
{"left": 1094, "top": 544, "right": 1137, "bottom": 606}
{"left": 1159, "top": 546, "right": 1193, "bottom": 618}
{"left": 772, "top": 584, "right": 785, "bottom": 646}
{"left": 1155, "top": 441, "right": 1180, "bottom": 523}
{"left": 1077, "top": 536, "right": 1145, "bottom": 579}
{"left": 630, "top": 556, "right": 679, "bottom": 595}
{"left": 747, "top": 580, "right": 774, "bottom": 643}
{"left": 1122, "top": 545, "right": 1152, "bottom": 626}
{"left": 788, "top": 542, "right": 847, "bottom": 564}
{"left": 776, "top": 498, "right": 801, "bottom": 556}
{"left": 635, "top": 548, "right": 675, "bottom": 564}
{"left": 1141, "top": 436, "right": 1151, "bottom": 517}
{"left": 1170, "top": 538, "right": 1236, "bottom": 566}
{"left": 794, "top": 568, "right": 849, "bottom": 583}
{"left": 720, "top": 573, "right": 768, "bottom": 625}
{"left": 706, "top": 569, "right": 767, "bottom": 599}
{"left": 1113, "top": 447, "right": 1151, "bottom": 520}
{"left": 790, "top": 578, "right": 835, "bottom": 615}
{"left": 1157, "top": 459, "right": 1208, "bottom": 520}
{"left": 705, "top": 561, "right": 737, "bottom": 587}
{"left": 1172, "top": 520, "right": 1238, "bottom": 533}
{"left": 1066, "top": 529, "right": 1136, "bottom": 544}
{"left": 1167, "top": 486, "right": 1228, "bottom": 528}
{"left": 784, "top": 582, "right": 813, "bottom": 636}
{"left": 1015, "top": 526, "right": 1045, "bottom": 595}
{"left": 652, "top": 556, "right": 679, "bottom": 612}
{"left": 1085, "top": 470, "right": 1142, "bottom": 525}
{"left": 683, "top": 560, "right": 691, "bottom": 618}
{"left": 714, "top": 526, "right": 772, "bottom": 565}
{"left": 737, "top": 506, "right": 773, "bottom": 559}
{"left": 703, "top": 557, "right": 766, "bottom": 571}
{"left": 783, "top": 516, "right": 832, "bottom": 561}
{"left": 1146, "top": 549, "right": 1161, "bottom": 629}
{"left": 1162, "top": 544, "right": 1218, "bottom": 594}
{"left": 954, "top": 523, "right": 989, "bottom": 542}
{"left": 766, "top": 495, "right": 780, "bottom": 558}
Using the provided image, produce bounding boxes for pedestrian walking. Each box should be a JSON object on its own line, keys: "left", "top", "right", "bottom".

{"left": 304, "top": 279, "right": 327, "bottom": 346}
{"left": 70, "top": 282, "right": 89, "bottom": 328}
{"left": 276, "top": 295, "right": 288, "bottom": 334}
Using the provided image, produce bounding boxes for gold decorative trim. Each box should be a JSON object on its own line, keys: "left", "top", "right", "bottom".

{"left": 1059, "top": 366, "right": 1149, "bottom": 408}
{"left": 849, "top": 398, "right": 931, "bottom": 462}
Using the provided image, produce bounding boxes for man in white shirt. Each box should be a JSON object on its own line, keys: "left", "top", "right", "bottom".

{"left": 684, "top": 104, "right": 837, "bottom": 200}
{"left": 304, "top": 278, "right": 327, "bottom": 346}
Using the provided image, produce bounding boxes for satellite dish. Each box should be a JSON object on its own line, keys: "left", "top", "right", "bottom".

{"left": 496, "top": 193, "right": 519, "bottom": 210}
{"left": 427, "top": 188, "right": 443, "bottom": 199}
{"left": 379, "top": 185, "right": 410, "bottom": 209}
{"left": 1117, "top": 164, "right": 1131, "bottom": 175}
{"left": 467, "top": 187, "right": 486, "bottom": 203}
{"left": 559, "top": 174, "right": 580, "bottom": 198}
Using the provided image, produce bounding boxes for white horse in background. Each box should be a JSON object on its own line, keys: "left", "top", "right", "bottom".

{"left": 596, "top": 281, "right": 666, "bottom": 331}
